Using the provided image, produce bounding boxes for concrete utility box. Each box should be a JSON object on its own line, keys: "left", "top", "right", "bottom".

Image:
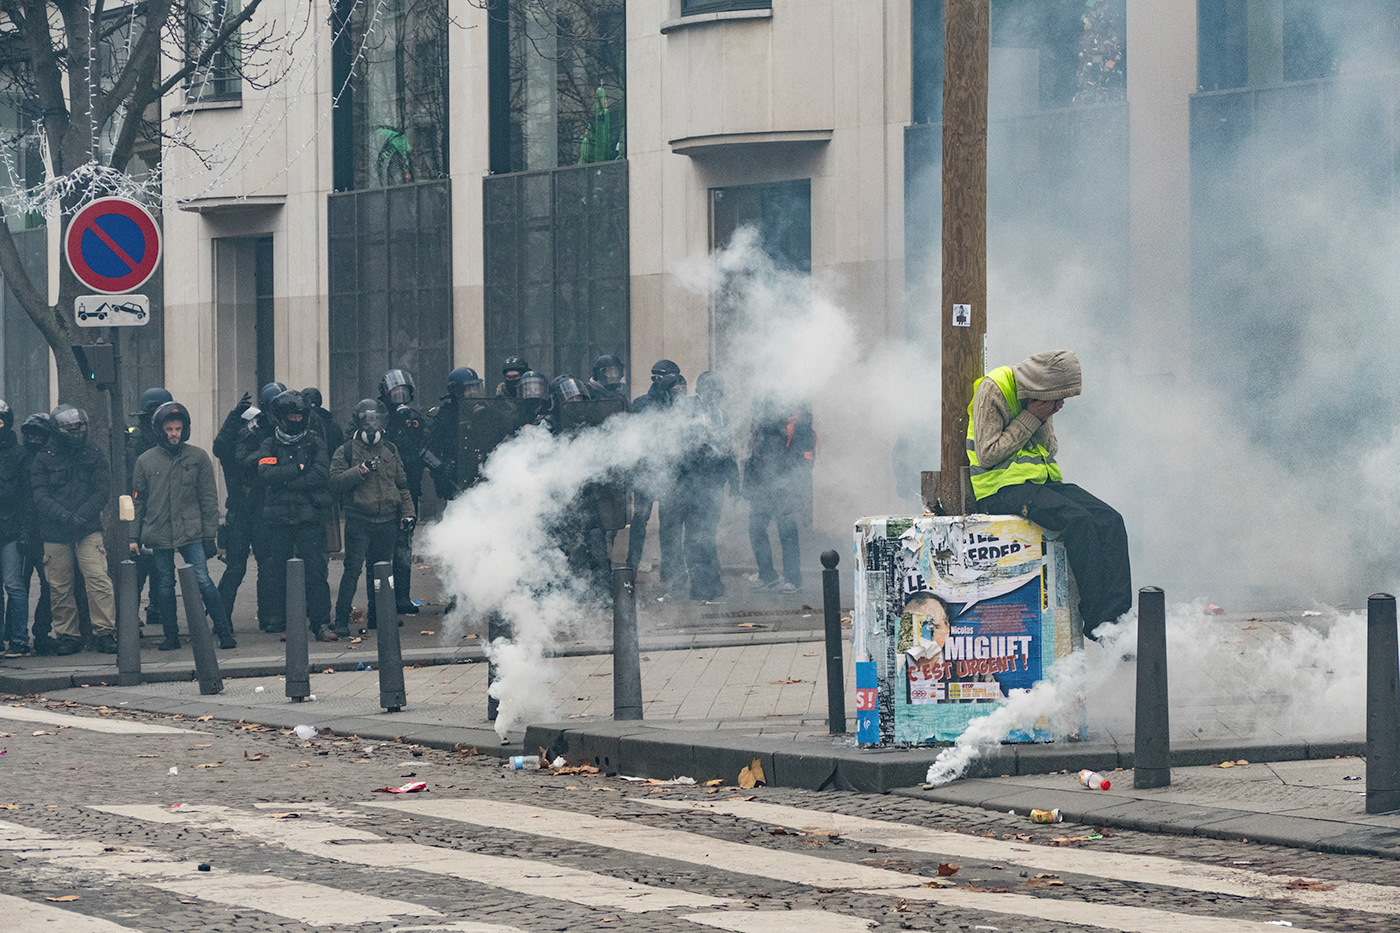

{"left": 852, "top": 514, "right": 1084, "bottom": 746}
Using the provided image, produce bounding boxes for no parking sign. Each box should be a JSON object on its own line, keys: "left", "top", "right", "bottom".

{"left": 65, "top": 197, "right": 162, "bottom": 294}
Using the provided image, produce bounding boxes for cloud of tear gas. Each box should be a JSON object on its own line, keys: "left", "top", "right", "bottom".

{"left": 927, "top": 602, "right": 1366, "bottom": 785}
{"left": 906, "top": 6, "right": 1400, "bottom": 609}
{"left": 429, "top": 227, "right": 936, "bottom": 735}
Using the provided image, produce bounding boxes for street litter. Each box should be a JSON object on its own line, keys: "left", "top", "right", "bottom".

{"left": 254, "top": 686, "right": 265, "bottom": 693}
{"left": 356, "top": 662, "right": 372, "bottom": 671}
{"left": 1343, "top": 775, "right": 1362, "bottom": 781}
{"left": 167, "top": 767, "right": 178, "bottom": 775}
{"left": 738, "top": 758, "right": 766, "bottom": 789}
{"left": 937, "top": 863, "right": 960, "bottom": 876}
{"left": 508, "top": 755, "right": 542, "bottom": 770}
{"left": 1204, "top": 604, "right": 1225, "bottom": 615}
{"left": 293, "top": 725, "right": 317, "bottom": 740}
{"left": 1077, "top": 769, "right": 1111, "bottom": 790}
{"left": 1216, "top": 759, "right": 1249, "bottom": 768}
{"left": 45, "top": 896, "right": 80, "bottom": 902}
{"left": 621, "top": 776, "right": 696, "bottom": 786}
{"left": 374, "top": 781, "right": 428, "bottom": 794}
{"left": 1266, "top": 923, "right": 1293, "bottom": 928}
{"left": 197, "top": 863, "right": 211, "bottom": 872}
{"left": 1029, "top": 808, "right": 1062, "bottom": 824}
{"left": 307, "top": 695, "right": 316, "bottom": 701}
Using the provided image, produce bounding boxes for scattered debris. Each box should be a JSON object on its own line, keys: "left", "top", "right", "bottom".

{"left": 769, "top": 678, "right": 806, "bottom": 685}
{"left": 270, "top": 813, "right": 300, "bottom": 820}
{"left": 738, "top": 758, "right": 766, "bottom": 789}
{"left": 374, "top": 781, "right": 428, "bottom": 794}
{"left": 293, "top": 725, "right": 317, "bottom": 740}
{"left": 1204, "top": 604, "right": 1225, "bottom": 615}
{"left": 254, "top": 686, "right": 265, "bottom": 694}
{"left": 196, "top": 762, "right": 223, "bottom": 769}
{"left": 45, "top": 895, "right": 80, "bottom": 902}
{"left": 508, "top": 755, "right": 542, "bottom": 770}
{"left": 621, "top": 775, "right": 695, "bottom": 786}
{"left": 1282, "top": 879, "right": 1336, "bottom": 892}
{"left": 1077, "top": 769, "right": 1111, "bottom": 790}
{"left": 1029, "top": 808, "right": 1061, "bottom": 824}
{"left": 937, "top": 863, "right": 960, "bottom": 876}
{"left": 1216, "top": 759, "right": 1249, "bottom": 768}
{"left": 168, "top": 767, "right": 178, "bottom": 776}
{"left": 197, "top": 864, "right": 211, "bottom": 872}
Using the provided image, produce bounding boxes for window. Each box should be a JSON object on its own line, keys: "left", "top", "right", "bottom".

{"left": 681, "top": 0, "right": 771, "bottom": 15}
{"left": 186, "top": 0, "right": 242, "bottom": 101}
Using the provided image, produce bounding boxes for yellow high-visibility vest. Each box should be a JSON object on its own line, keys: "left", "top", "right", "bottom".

{"left": 965, "top": 366, "right": 1063, "bottom": 499}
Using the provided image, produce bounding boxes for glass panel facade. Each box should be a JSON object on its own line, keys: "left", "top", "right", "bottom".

{"left": 681, "top": 0, "right": 770, "bottom": 14}
{"left": 327, "top": 181, "right": 453, "bottom": 411}
{"left": 186, "top": 0, "right": 242, "bottom": 101}
{"left": 506, "top": 0, "right": 627, "bottom": 173}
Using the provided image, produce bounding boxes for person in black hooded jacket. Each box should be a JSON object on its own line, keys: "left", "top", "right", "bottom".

{"left": 30, "top": 405, "right": 116, "bottom": 655}
{"left": 253, "top": 391, "right": 333, "bottom": 639}
{"left": 0, "top": 401, "right": 31, "bottom": 655}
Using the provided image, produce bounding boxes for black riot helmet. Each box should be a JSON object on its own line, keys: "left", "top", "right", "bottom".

{"left": 301, "top": 387, "right": 324, "bottom": 410}
{"left": 152, "top": 401, "right": 191, "bottom": 449}
{"left": 517, "top": 371, "right": 549, "bottom": 401}
{"left": 352, "top": 398, "right": 388, "bottom": 445}
{"left": 21, "top": 412, "right": 49, "bottom": 450}
{"left": 552, "top": 375, "right": 587, "bottom": 406}
{"left": 591, "top": 354, "right": 625, "bottom": 391}
{"left": 379, "top": 369, "right": 416, "bottom": 407}
{"left": 269, "top": 390, "right": 309, "bottom": 444}
{"left": 502, "top": 356, "right": 529, "bottom": 379}
{"left": 0, "top": 399, "right": 11, "bottom": 432}
{"left": 50, "top": 405, "right": 89, "bottom": 450}
{"left": 695, "top": 371, "right": 724, "bottom": 401}
{"left": 139, "top": 387, "right": 173, "bottom": 416}
{"left": 447, "top": 367, "right": 484, "bottom": 400}
{"left": 259, "top": 381, "right": 288, "bottom": 409}
{"left": 650, "top": 359, "right": 681, "bottom": 381}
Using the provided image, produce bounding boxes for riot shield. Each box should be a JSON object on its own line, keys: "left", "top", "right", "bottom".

{"left": 456, "top": 398, "right": 525, "bottom": 488}
{"left": 557, "top": 397, "right": 628, "bottom": 529}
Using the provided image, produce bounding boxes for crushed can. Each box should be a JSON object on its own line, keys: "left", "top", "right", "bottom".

{"left": 1029, "top": 808, "right": 1062, "bottom": 824}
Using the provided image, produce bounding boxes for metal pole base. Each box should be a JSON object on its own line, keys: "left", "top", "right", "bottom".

{"left": 374, "top": 561, "right": 406, "bottom": 712}
{"left": 821, "top": 550, "right": 846, "bottom": 734}
{"left": 178, "top": 565, "right": 222, "bottom": 695}
{"left": 613, "top": 567, "right": 642, "bottom": 721}
{"left": 1133, "top": 586, "right": 1170, "bottom": 789}
{"left": 116, "top": 560, "right": 141, "bottom": 687}
{"left": 284, "top": 558, "right": 310, "bottom": 700}
{"left": 1367, "top": 593, "right": 1400, "bottom": 814}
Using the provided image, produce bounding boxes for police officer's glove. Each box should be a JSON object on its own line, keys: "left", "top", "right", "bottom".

{"left": 235, "top": 391, "right": 252, "bottom": 416}
{"left": 203, "top": 539, "right": 218, "bottom": 560}
{"left": 400, "top": 516, "right": 416, "bottom": 533}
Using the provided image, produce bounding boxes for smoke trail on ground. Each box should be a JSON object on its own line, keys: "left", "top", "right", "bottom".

{"left": 925, "top": 603, "right": 1365, "bottom": 785}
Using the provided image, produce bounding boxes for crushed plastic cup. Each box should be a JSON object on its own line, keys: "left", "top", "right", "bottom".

{"left": 293, "top": 725, "right": 317, "bottom": 740}
{"left": 168, "top": 767, "right": 178, "bottom": 776}
{"left": 254, "top": 686, "right": 265, "bottom": 693}
{"left": 551, "top": 756, "right": 566, "bottom": 769}
{"left": 1077, "top": 769, "right": 1111, "bottom": 790}
{"left": 307, "top": 695, "right": 316, "bottom": 701}
{"left": 1029, "top": 808, "right": 1062, "bottom": 824}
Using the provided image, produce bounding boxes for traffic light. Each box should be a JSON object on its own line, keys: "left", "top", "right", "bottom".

{"left": 72, "top": 344, "right": 117, "bottom": 388}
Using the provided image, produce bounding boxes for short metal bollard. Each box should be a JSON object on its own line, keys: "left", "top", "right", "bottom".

{"left": 116, "top": 559, "right": 141, "bottom": 687}
{"left": 1366, "top": 593, "right": 1400, "bottom": 813}
{"left": 1134, "top": 586, "right": 1170, "bottom": 789}
{"left": 373, "top": 561, "right": 406, "bottom": 712}
{"left": 284, "top": 558, "right": 310, "bottom": 701}
{"left": 613, "top": 566, "right": 642, "bottom": 721}
{"left": 487, "top": 610, "right": 510, "bottom": 721}
{"left": 177, "top": 565, "right": 222, "bottom": 695}
{"left": 820, "top": 550, "right": 846, "bottom": 734}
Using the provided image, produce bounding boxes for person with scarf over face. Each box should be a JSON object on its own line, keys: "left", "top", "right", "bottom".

{"left": 967, "top": 350, "right": 1132, "bottom": 639}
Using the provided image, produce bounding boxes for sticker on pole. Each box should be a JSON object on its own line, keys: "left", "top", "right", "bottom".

{"left": 952, "top": 304, "right": 971, "bottom": 327}
{"left": 65, "top": 197, "right": 162, "bottom": 294}
{"left": 75, "top": 294, "right": 149, "bottom": 327}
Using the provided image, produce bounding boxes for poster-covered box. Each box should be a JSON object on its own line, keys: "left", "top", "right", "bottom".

{"left": 852, "top": 515, "right": 1085, "bottom": 747}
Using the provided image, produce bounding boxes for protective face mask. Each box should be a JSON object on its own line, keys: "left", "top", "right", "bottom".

{"left": 360, "top": 429, "right": 382, "bottom": 446}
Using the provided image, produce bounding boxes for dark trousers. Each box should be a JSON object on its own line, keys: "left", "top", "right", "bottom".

{"left": 749, "top": 499, "right": 801, "bottom": 586}
{"left": 686, "top": 487, "right": 724, "bottom": 600}
{"left": 977, "top": 480, "right": 1132, "bottom": 637}
{"left": 628, "top": 494, "right": 686, "bottom": 585}
{"left": 154, "top": 543, "right": 232, "bottom": 642}
{"left": 263, "top": 522, "right": 331, "bottom": 631}
{"left": 135, "top": 549, "right": 162, "bottom": 626}
{"left": 337, "top": 518, "right": 397, "bottom": 630}
{"left": 252, "top": 517, "right": 277, "bottom": 630}
{"left": 217, "top": 509, "right": 253, "bottom": 622}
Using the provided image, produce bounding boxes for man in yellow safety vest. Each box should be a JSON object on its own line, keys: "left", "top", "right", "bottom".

{"left": 966, "top": 350, "right": 1131, "bottom": 639}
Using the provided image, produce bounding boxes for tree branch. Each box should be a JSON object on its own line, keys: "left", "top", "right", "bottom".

{"left": 152, "top": 0, "right": 267, "bottom": 101}
{"left": 93, "top": 0, "right": 173, "bottom": 130}
{"left": 0, "top": 210, "right": 64, "bottom": 350}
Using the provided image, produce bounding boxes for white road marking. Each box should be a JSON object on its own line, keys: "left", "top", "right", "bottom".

{"left": 95, "top": 803, "right": 729, "bottom": 913}
{"left": 884, "top": 886, "right": 1331, "bottom": 933}
{"left": 0, "top": 707, "right": 203, "bottom": 735}
{"left": 364, "top": 797, "right": 938, "bottom": 890}
{"left": 647, "top": 797, "right": 1400, "bottom": 917}
{"left": 1, "top": 892, "right": 145, "bottom": 933}
{"left": 683, "top": 910, "right": 876, "bottom": 933}
{"left": 0, "top": 820, "right": 437, "bottom": 926}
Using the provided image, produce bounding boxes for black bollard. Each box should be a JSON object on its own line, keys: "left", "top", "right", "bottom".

{"left": 487, "top": 610, "right": 510, "bottom": 721}
{"left": 1133, "top": 586, "right": 1170, "bottom": 789}
{"left": 373, "top": 561, "right": 406, "bottom": 712}
{"left": 1366, "top": 593, "right": 1400, "bottom": 814}
{"left": 116, "top": 559, "right": 141, "bottom": 687}
{"left": 821, "top": 550, "right": 847, "bottom": 734}
{"left": 613, "top": 567, "right": 642, "bottom": 721}
{"left": 178, "top": 565, "right": 222, "bottom": 695}
{"left": 284, "top": 558, "right": 310, "bottom": 701}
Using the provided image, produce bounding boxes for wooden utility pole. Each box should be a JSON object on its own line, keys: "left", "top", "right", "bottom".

{"left": 937, "top": 0, "right": 989, "bottom": 514}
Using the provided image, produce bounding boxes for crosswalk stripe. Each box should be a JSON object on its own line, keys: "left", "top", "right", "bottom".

{"left": 0, "top": 820, "right": 438, "bottom": 926}
{"left": 1, "top": 892, "right": 145, "bottom": 933}
{"left": 883, "top": 886, "right": 1332, "bottom": 933}
{"left": 0, "top": 707, "right": 203, "bottom": 735}
{"left": 645, "top": 798, "right": 1400, "bottom": 917}
{"left": 682, "top": 911, "right": 876, "bottom": 933}
{"left": 94, "top": 804, "right": 730, "bottom": 913}
{"left": 364, "top": 797, "right": 939, "bottom": 890}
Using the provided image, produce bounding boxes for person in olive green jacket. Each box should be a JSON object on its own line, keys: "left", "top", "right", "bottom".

{"left": 131, "top": 401, "right": 236, "bottom": 650}
{"left": 329, "top": 399, "right": 415, "bottom": 637}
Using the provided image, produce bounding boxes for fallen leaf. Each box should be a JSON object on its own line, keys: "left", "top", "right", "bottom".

{"left": 1282, "top": 878, "right": 1336, "bottom": 892}
{"left": 419, "top": 630, "right": 435, "bottom": 636}
{"left": 894, "top": 898, "right": 909, "bottom": 912}
{"left": 728, "top": 795, "right": 758, "bottom": 802}
{"left": 737, "top": 758, "right": 766, "bottom": 789}
{"left": 136, "top": 754, "right": 159, "bottom": 759}
{"left": 938, "top": 863, "right": 961, "bottom": 876}
{"left": 243, "top": 752, "right": 267, "bottom": 761}
{"left": 46, "top": 895, "right": 80, "bottom": 902}
{"left": 0, "top": 804, "right": 18, "bottom": 809}
{"left": 350, "top": 637, "right": 363, "bottom": 644}
{"left": 1034, "top": 873, "right": 1060, "bottom": 879}
{"left": 193, "top": 744, "right": 212, "bottom": 748}
{"left": 769, "top": 827, "right": 794, "bottom": 835}
{"left": 196, "top": 716, "right": 213, "bottom": 722}
{"left": 197, "top": 762, "right": 223, "bottom": 769}
{"left": 322, "top": 668, "right": 335, "bottom": 674}
{"left": 270, "top": 812, "right": 300, "bottom": 819}
{"left": 769, "top": 678, "right": 806, "bottom": 685}
{"left": 704, "top": 779, "right": 724, "bottom": 786}
{"left": 31, "top": 731, "right": 55, "bottom": 736}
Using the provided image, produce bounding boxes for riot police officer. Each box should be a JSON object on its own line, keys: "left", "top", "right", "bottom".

{"left": 426, "top": 367, "right": 484, "bottom": 501}
{"left": 301, "top": 387, "right": 345, "bottom": 455}
{"left": 379, "top": 370, "right": 426, "bottom": 614}
{"left": 626, "top": 361, "right": 689, "bottom": 588}
{"left": 585, "top": 354, "right": 629, "bottom": 410}
{"left": 496, "top": 356, "right": 530, "bottom": 398}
